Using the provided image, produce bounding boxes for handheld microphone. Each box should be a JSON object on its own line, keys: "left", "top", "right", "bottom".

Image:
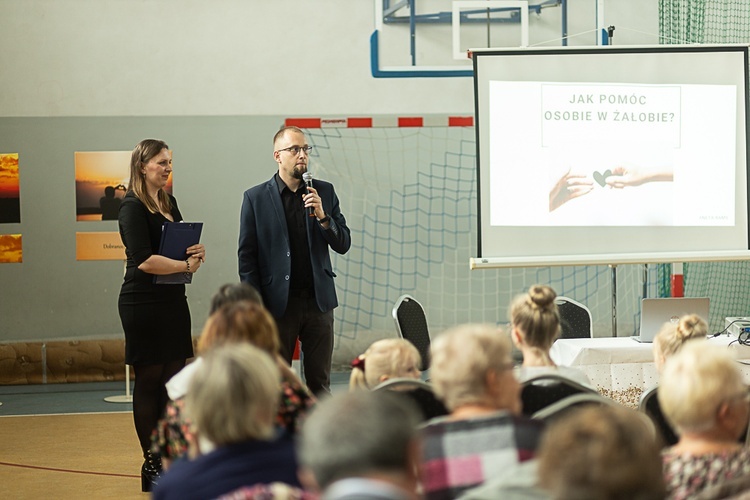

{"left": 302, "top": 172, "right": 315, "bottom": 217}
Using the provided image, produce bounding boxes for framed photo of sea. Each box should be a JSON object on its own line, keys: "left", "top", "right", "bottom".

{"left": 0, "top": 154, "right": 20, "bottom": 224}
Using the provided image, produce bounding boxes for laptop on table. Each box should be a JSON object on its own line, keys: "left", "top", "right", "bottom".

{"left": 631, "top": 297, "right": 710, "bottom": 343}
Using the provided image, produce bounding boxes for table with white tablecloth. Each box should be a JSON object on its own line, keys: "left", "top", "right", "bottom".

{"left": 549, "top": 335, "right": 750, "bottom": 407}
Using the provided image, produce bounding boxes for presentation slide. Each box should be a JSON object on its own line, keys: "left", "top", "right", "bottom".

{"left": 473, "top": 46, "right": 750, "bottom": 265}
{"left": 489, "top": 82, "right": 736, "bottom": 227}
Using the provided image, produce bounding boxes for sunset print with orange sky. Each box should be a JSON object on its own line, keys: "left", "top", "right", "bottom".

{"left": 0, "top": 153, "right": 20, "bottom": 223}
{"left": 0, "top": 234, "right": 22, "bottom": 263}
{"left": 75, "top": 151, "right": 173, "bottom": 221}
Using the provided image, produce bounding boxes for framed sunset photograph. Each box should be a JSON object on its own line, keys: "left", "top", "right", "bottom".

{"left": 0, "top": 234, "right": 22, "bottom": 263}
{"left": 75, "top": 151, "right": 173, "bottom": 221}
{"left": 0, "top": 153, "right": 20, "bottom": 224}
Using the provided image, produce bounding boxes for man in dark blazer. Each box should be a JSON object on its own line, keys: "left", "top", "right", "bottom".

{"left": 238, "top": 126, "right": 351, "bottom": 394}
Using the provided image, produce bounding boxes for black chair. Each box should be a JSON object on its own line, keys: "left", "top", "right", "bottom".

{"left": 531, "top": 392, "right": 620, "bottom": 422}
{"left": 392, "top": 294, "right": 431, "bottom": 371}
{"left": 638, "top": 386, "right": 678, "bottom": 447}
{"left": 555, "top": 296, "right": 593, "bottom": 339}
{"left": 520, "top": 373, "right": 598, "bottom": 417}
{"left": 373, "top": 378, "right": 449, "bottom": 421}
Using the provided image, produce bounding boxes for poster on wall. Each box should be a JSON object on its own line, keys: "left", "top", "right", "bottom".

{"left": 0, "top": 153, "right": 20, "bottom": 224}
{"left": 0, "top": 234, "right": 22, "bottom": 263}
{"left": 74, "top": 151, "right": 173, "bottom": 221}
{"left": 76, "top": 232, "right": 126, "bottom": 261}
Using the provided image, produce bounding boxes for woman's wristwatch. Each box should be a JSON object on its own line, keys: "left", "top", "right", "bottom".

{"left": 317, "top": 214, "right": 330, "bottom": 224}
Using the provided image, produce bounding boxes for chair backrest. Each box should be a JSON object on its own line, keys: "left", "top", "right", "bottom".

{"left": 520, "top": 373, "right": 598, "bottom": 417}
{"left": 531, "top": 392, "right": 621, "bottom": 422}
{"left": 373, "top": 377, "right": 432, "bottom": 392}
{"left": 392, "top": 294, "right": 431, "bottom": 370}
{"left": 555, "top": 296, "right": 593, "bottom": 339}
{"left": 638, "top": 386, "right": 678, "bottom": 447}
{"left": 639, "top": 386, "right": 749, "bottom": 448}
{"left": 373, "top": 377, "right": 449, "bottom": 421}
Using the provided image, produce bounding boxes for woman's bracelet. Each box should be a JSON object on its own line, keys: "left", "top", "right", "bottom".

{"left": 185, "top": 258, "right": 191, "bottom": 273}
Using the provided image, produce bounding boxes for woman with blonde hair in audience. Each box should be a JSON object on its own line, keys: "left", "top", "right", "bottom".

{"left": 350, "top": 337, "right": 448, "bottom": 421}
{"left": 420, "top": 323, "right": 544, "bottom": 499}
{"left": 652, "top": 313, "right": 708, "bottom": 372}
{"left": 152, "top": 299, "right": 314, "bottom": 469}
{"left": 349, "top": 338, "right": 421, "bottom": 390}
{"left": 510, "top": 284, "right": 591, "bottom": 387}
{"left": 153, "top": 344, "right": 302, "bottom": 499}
{"left": 660, "top": 342, "right": 750, "bottom": 499}
{"left": 644, "top": 314, "right": 709, "bottom": 447}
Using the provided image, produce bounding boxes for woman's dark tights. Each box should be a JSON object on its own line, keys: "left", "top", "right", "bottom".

{"left": 132, "top": 360, "right": 186, "bottom": 454}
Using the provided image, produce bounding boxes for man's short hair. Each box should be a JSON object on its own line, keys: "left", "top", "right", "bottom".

{"left": 299, "top": 390, "right": 420, "bottom": 489}
{"left": 273, "top": 126, "right": 304, "bottom": 146}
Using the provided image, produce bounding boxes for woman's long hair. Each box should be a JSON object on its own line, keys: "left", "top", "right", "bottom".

{"left": 127, "top": 139, "right": 173, "bottom": 214}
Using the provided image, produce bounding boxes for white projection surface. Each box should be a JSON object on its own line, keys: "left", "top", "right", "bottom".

{"left": 472, "top": 46, "right": 750, "bottom": 268}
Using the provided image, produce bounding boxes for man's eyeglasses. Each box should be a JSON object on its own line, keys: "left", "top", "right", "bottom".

{"left": 276, "top": 145, "right": 313, "bottom": 156}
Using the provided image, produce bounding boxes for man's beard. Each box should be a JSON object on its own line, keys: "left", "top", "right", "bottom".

{"left": 292, "top": 167, "right": 304, "bottom": 180}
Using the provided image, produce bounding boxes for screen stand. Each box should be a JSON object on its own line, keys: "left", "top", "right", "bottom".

{"left": 610, "top": 264, "right": 618, "bottom": 337}
{"left": 104, "top": 364, "right": 133, "bottom": 403}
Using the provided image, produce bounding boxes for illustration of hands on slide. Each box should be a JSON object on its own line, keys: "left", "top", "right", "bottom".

{"left": 489, "top": 81, "right": 736, "bottom": 227}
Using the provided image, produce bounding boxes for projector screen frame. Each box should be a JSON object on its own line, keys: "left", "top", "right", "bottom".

{"left": 471, "top": 44, "right": 750, "bottom": 269}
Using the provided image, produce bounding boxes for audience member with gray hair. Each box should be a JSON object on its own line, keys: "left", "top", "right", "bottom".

{"left": 420, "top": 323, "right": 544, "bottom": 499}
{"left": 660, "top": 342, "right": 750, "bottom": 499}
{"left": 299, "top": 390, "right": 422, "bottom": 500}
{"left": 537, "top": 404, "right": 665, "bottom": 500}
{"left": 153, "top": 344, "right": 300, "bottom": 500}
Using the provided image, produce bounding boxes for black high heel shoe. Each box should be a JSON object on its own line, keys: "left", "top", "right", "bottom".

{"left": 141, "top": 450, "right": 162, "bottom": 492}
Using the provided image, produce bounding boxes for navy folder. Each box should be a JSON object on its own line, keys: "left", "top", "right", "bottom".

{"left": 153, "top": 221, "right": 203, "bottom": 285}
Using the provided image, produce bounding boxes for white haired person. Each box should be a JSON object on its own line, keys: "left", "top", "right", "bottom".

{"left": 660, "top": 342, "right": 750, "bottom": 499}
{"left": 643, "top": 314, "right": 709, "bottom": 446}
{"left": 510, "top": 284, "right": 591, "bottom": 387}
{"left": 420, "top": 324, "right": 544, "bottom": 499}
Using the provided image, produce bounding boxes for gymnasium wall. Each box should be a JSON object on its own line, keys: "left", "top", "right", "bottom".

{"left": 0, "top": 1, "right": 663, "bottom": 379}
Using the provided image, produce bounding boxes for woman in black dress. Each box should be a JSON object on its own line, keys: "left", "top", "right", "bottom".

{"left": 118, "top": 139, "right": 205, "bottom": 491}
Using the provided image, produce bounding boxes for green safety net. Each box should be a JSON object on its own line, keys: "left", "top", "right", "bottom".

{"left": 659, "top": 1, "right": 750, "bottom": 321}
{"left": 660, "top": 0, "right": 750, "bottom": 44}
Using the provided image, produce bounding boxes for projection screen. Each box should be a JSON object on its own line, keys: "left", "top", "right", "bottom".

{"left": 471, "top": 45, "right": 750, "bottom": 268}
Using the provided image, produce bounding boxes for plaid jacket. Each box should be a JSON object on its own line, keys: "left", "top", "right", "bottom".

{"left": 419, "top": 411, "right": 544, "bottom": 500}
